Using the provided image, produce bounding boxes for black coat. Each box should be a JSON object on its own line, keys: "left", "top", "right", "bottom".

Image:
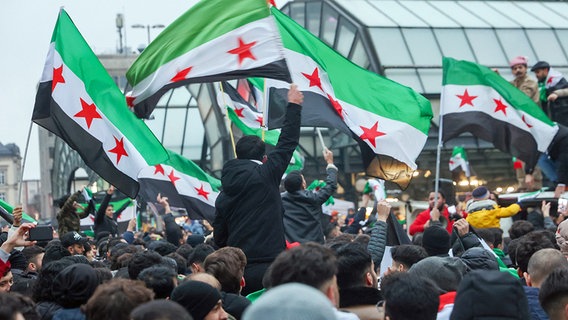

{"left": 213, "top": 103, "right": 301, "bottom": 263}
{"left": 281, "top": 166, "right": 337, "bottom": 244}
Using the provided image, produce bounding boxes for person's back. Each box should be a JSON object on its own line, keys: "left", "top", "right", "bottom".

{"left": 213, "top": 85, "right": 303, "bottom": 294}
{"left": 281, "top": 149, "right": 337, "bottom": 244}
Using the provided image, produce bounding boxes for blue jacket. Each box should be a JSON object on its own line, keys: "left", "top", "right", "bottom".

{"left": 523, "top": 286, "right": 549, "bottom": 320}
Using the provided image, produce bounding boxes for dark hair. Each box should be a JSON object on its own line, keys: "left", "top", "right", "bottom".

{"left": 83, "top": 279, "right": 154, "bottom": 320}
{"left": 187, "top": 244, "right": 215, "bottom": 266}
{"left": 235, "top": 135, "right": 265, "bottom": 161}
{"left": 391, "top": 245, "right": 428, "bottom": 270}
{"left": 94, "top": 267, "right": 113, "bottom": 284}
{"left": 509, "top": 221, "right": 534, "bottom": 240}
{"left": 475, "top": 229, "right": 495, "bottom": 247}
{"left": 539, "top": 267, "right": 568, "bottom": 318}
{"left": 176, "top": 244, "right": 194, "bottom": 260}
{"left": 42, "top": 242, "right": 71, "bottom": 265}
{"left": 60, "top": 255, "right": 90, "bottom": 265}
{"left": 381, "top": 272, "right": 439, "bottom": 320}
{"left": 514, "top": 231, "right": 556, "bottom": 273}
{"left": 32, "top": 260, "right": 74, "bottom": 302}
{"left": 21, "top": 246, "right": 45, "bottom": 266}
{"left": 353, "top": 234, "right": 371, "bottom": 247}
{"left": 130, "top": 300, "right": 193, "bottom": 320}
{"left": 284, "top": 171, "right": 303, "bottom": 192}
{"left": 150, "top": 241, "right": 178, "bottom": 257}
{"left": 138, "top": 266, "right": 177, "bottom": 299}
{"left": 335, "top": 243, "right": 372, "bottom": 289}
{"left": 0, "top": 292, "right": 39, "bottom": 320}
{"left": 128, "top": 251, "right": 164, "bottom": 280}
{"left": 489, "top": 228, "right": 503, "bottom": 247}
{"left": 166, "top": 253, "right": 188, "bottom": 275}
{"left": 204, "top": 247, "right": 247, "bottom": 294}
{"left": 269, "top": 242, "right": 338, "bottom": 290}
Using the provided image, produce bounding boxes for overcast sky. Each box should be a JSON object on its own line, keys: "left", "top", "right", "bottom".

{"left": 0, "top": 0, "right": 287, "bottom": 180}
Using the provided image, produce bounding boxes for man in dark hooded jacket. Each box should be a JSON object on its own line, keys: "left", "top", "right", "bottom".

{"left": 213, "top": 84, "right": 303, "bottom": 295}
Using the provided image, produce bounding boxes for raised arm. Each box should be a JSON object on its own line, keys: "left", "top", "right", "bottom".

{"left": 313, "top": 148, "right": 338, "bottom": 204}
{"left": 95, "top": 186, "right": 114, "bottom": 225}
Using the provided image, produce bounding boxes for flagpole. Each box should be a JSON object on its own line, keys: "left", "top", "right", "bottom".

{"left": 261, "top": 78, "right": 267, "bottom": 142}
{"left": 17, "top": 122, "right": 34, "bottom": 205}
{"left": 316, "top": 128, "right": 326, "bottom": 150}
{"left": 218, "top": 83, "right": 237, "bottom": 157}
{"left": 434, "top": 91, "right": 445, "bottom": 212}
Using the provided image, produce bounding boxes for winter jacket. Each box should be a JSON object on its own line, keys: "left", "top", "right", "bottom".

{"left": 523, "top": 286, "right": 549, "bottom": 320}
{"left": 213, "top": 103, "right": 301, "bottom": 263}
{"left": 52, "top": 308, "right": 85, "bottom": 320}
{"left": 339, "top": 286, "right": 382, "bottom": 320}
{"left": 36, "top": 301, "right": 62, "bottom": 320}
{"left": 367, "top": 220, "right": 387, "bottom": 268}
{"left": 57, "top": 191, "right": 92, "bottom": 236}
{"left": 93, "top": 193, "right": 128, "bottom": 237}
{"left": 510, "top": 75, "right": 539, "bottom": 103}
{"left": 465, "top": 200, "right": 520, "bottom": 229}
{"left": 281, "top": 165, "right": 337, "bottom": 244}
{"left": 409, "top": 206, "right": 452, "bottom": 235}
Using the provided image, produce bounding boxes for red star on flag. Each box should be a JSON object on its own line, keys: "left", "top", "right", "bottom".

{"left": 74, "top": 98, "right": 102, "bottom": 129}
{"left": 171, "top": 67, "right": 193, "bottom": 83}
{"left": 359, "top": 121, "right": 386, "bottom": 148}
{"left": 255, "top": 115, "right": 263, "bottom": 126}
{"left": 195, "top": 184, "right": 210, "bottom": 200}
{"left": 227, "top": 37, "right": 257, "bottom": 66}
{"left": 168, "top": 170, "right": 181, "bottom": 186}
{"left": 126, "top": 95, "right": 135, "bottom": 107}
{"left": 547, "top": 76, "right": 554, "bottom": 85}
{"left": 327, "top": 94, "right": 344, "bottom": 119}
{"left": 456, "top": 89, "right": 478, "bottom": 107}
{"left": 52, "top": 65, "right": 65, "bottom": 91}
{"left": 154, "top": 164, "right": 165, "bottom": 175}
{"left": 493, "top": 98, "right": 508, "bottom": 115}
{"left": 302, "top": 68, "right": 323, "bottom": 91}
{"left": 234, "top": 107, "right": 245, "bottom": 118}
{"left": 522, "top": 114, "right": 533, "bottom": 128}
{"left": 108, "top": 136, "right": 129, "bottom": 164}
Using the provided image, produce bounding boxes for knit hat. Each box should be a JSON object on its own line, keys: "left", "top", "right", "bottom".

{"left": 409, "top": 256, "right": 467, "bottom": 294}
{"left": 509, "top": 56, "right": 528, "bottom": 68}
{"left": 471, "top": 186, "right": 490, "bottom": 201}
{"left": 450, "top": 270, "right": 530, "bottom": 319}
{"left": 422, "top": 226, "right": 450, "bottom": 256}
{"left": 171, "top": 280, "right": 222, "bottom": 320}
{"left": 243, "top": 283, "right": 336, "bottom": 320}
{"left": 556, "top": 219, "right": 568, "bottom": 257}
{"left": 52, "top": 264, "right": 99, "bottom": 308}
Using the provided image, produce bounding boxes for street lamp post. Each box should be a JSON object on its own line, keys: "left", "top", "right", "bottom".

{"left": 131, "top": 24, "right": 165, "bottom": 46}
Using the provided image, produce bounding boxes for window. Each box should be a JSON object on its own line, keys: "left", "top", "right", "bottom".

{"left": 526, "top": 29, "right": 568, "bottom": 65}
{"left": 402, "top": 28, "right": 442, "bottom": 66}
{"left": 306, "top": 2, "right": 322, "bottom": 36}
{"left": 290, "top": 2, "right": 306, "bottom": 27}
{"left": 495, "top": 30, "right": 537, "bottom": 65}
{"left": 465, "top": 29, "right": 507, "bottom": 66}
{"left": 0, "top": 170, "right": 6, "bottom": 186}
{"left": 434, "top": 29, "right": 475, "bottom": 62}
{"left": 0, "top": 193, "right": 5, "bottom": 201}
{"left": 369, "top": 28, "right": 412, "bottom": 66}
{"left": 336, "top": 19, "right": 357, "bottom": 57}
{"left": 321, "top": 4, "right": 339, "bottom": 46}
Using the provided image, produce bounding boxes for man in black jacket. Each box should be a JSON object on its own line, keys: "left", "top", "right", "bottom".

{"left": 281, "top": 148, "right": 337, "bottom": 244}
{"left": 94, "top": 186, "right": 129, "bottom": 238}
{"left": 213, "top": 84, "right": 303, "bottom": 295}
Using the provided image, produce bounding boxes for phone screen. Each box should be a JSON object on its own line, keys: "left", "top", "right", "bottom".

{"left": 559, "top": 198, "right": 568, "bottom": 212}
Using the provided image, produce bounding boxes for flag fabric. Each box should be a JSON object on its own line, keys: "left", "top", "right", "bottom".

{"left": 265, "top": 8, "right": 433, "bottom": 189}
{"left": 449, "top": 146, "right": 471, "bottom": 177}
{"left": 125, "top": 0, "right": 292, "bottom": 119}
{"left": 218, "top": 82, "right": 304, "bottom": 173}
{"left": 137, "top": 150, "right": 221, "bottom": 223}
{"left": 441, "top": 57, "right": 558, "bottom": 171}
{"left": 78, "top": 198, "right": 134, "bottom": 227}
{"left": 32, "top": 10, "right": 168, "bottom": 198}
{"left": 0, "top": 200, "right": 36, "bottom": 223}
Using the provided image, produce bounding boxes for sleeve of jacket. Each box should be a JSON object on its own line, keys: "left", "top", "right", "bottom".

{"left": 409, "top": 210, "right": 429, "bottom": 235}
{"left": 313, "top": 166, "right": 338, "bottom": 205}
{"left": 452, "top": 232, "right": 482, "bottom": 256}
{"left": 57, "top": 191, "right": 80, "bottom": 220}
{"left": 163, "top": 213, "right": 182, "bottom": 246}
{"left": 496, "top": 204, "right": 521, "bottom": 218}
{"left": 345, "top": 207, "right": 366, "bottom": 234}
{"left": 260, "top": 103, "right": 302, "bottom": 185}
{"left": 213, "top": 209, "right": 228, "bottom": 248}
{"left": 367, "top": 220, "right": 387, "bottom": 268}
{"left": 78, "top": 199, "right": 95, "bottom": 219}
{"left": 95, "top": 193, "right": 112, "bottom": 226}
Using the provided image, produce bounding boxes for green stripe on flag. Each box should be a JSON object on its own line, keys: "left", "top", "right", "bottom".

{"left": 442, "top": 57, "right": 554, "bottom": 126}
{"left": 52, "top": 11, "right": 168, "bottom": 165}
{"left": 0, "top": 199, "right": 36, "bottom": 223}
{"left": 127, "top": 0, "right": 270, "bottom": 85}
{"left": 271, "top": 8, "right": 432, "bottom": 134}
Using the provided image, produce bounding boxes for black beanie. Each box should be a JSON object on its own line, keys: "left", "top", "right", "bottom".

{"left": 52, "top": 264, "right": 99, "bottom": 308}
{"left": 171, "top": 280, "right": 221, "bottom": 320}
{"left": 422, "top": 226, "right": 450, "bottom": 256}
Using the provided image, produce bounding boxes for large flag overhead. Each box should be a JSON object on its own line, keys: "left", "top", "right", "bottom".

{"left": 441, "top": 57, "right": 558, "bottom": 171}
{"left": 32, "top": 9, "right": 169, "bottom": 198}
{"left": 138, "top": 150, "right": 221, "bottom": 223}
{"left": 126, "top": 0, "right": 292, "bottom": 119}
{"left": 264, "top": 8, "right": 433, "bottom": 189}
{"left": 217, "top": 82, "right": 303, "bottom": 173}
{"left": 449, "top": 146, "right": 471, "bottom": 177}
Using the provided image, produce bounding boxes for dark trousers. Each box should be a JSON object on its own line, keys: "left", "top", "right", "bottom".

{"left": 242, "top": 261, "right": 272, "bottom": 296}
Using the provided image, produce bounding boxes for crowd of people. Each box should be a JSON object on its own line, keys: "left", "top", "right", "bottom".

{"left": 0, "top": 66, "right": 568, "bottom": 320}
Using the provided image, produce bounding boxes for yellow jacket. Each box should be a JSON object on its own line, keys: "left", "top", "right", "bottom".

{"left": 466, "top": 203, "right": 521, "bottom": 229}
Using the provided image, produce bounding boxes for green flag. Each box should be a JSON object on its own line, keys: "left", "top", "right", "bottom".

{"left": 449, "top": 146, "right": 471, "bottom": 177}
{"left": 441, "top": 57, "right": 558, "bottom": 171}
{"left": 32, "top": 9, "right": 168, "bottom": 198}
{"left": 126, "top": 0, "right": 291, "bottom": 119}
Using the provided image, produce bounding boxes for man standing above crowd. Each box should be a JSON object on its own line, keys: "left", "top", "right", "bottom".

{"left": 409, "top": 191, "right": 452, "bottom": 236}
{"left": 509, "top": 56, "right": 540, "bottom": 103}
{"left": 532, "top": 61, "right": 568, "bottom": 126}
{"left": 281, "top": 148, "right": 337, "bottom": 244}
{"left": 213, "top": 84, "right": 303, "bottom": 295}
